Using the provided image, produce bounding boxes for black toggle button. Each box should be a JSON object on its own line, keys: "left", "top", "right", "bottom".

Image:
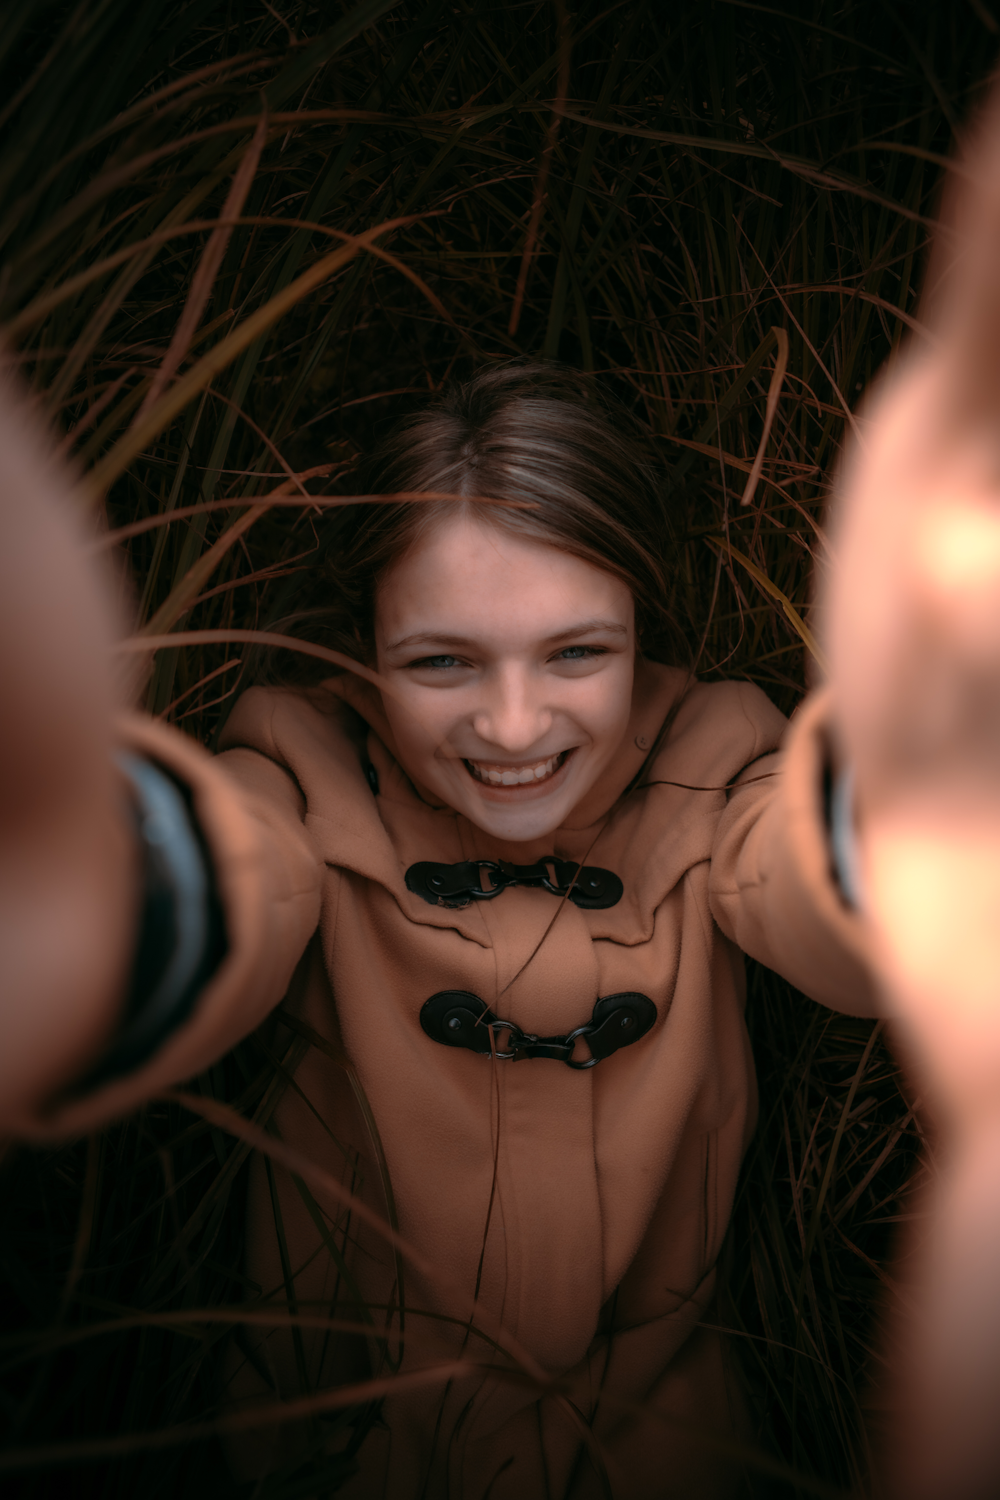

{"left": 584, "top": 994, "right": 657, "bottom": 1060}
{"left": 406, "top": 857, "right": 623, "bottom": 910}
{"left": 419, "top": 990, "right": 656, "bottom": 1068}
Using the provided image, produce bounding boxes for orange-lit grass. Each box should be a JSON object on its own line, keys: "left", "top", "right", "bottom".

{"left": 0, "top": 0, "right": 982, "bottom": 1494}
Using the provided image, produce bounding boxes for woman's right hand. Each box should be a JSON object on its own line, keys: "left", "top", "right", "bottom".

{"left": 0, "top": 366, "right": 137, "bottom": 1131}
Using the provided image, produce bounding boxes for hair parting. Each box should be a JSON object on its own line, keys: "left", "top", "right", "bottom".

{"left": 258, "top": 361, "right": 685, "bottom": 685}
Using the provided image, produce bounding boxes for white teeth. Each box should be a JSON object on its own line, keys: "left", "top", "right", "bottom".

{"left": 468, "top": 753, "right": 562, "bottom": 787}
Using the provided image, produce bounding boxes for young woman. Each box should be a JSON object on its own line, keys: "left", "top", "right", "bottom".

{"left": 0, "top": 361, "right": 877, "bottom": 1498}
{"left": 5, "top": 103, "right": 1000, "bottom": 1500}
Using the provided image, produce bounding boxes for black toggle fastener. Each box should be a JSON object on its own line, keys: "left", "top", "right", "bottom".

{"left": 420, "top": 990, "right": 656, "bottom": 1069}
{"left": 406, "top": 857, "right": 623, "bottom": 910}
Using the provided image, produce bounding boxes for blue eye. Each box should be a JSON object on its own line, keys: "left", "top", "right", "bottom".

{"left": 414, "top": 654, "right": 459, "bottom": 670}
{"left": 558, "top": 645, "right": 603, "bottom": 661}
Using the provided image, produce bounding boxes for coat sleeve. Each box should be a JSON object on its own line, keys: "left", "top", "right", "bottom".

{"left": 708, "top": 686, "right": 880, "bottom": 1017}
{"left": 19, "top": 703, "right": 325, "bottom": 1141}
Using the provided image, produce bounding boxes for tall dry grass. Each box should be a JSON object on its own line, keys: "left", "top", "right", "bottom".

{"left": 0, "top": 1, "right": 994, "bottom": 1494}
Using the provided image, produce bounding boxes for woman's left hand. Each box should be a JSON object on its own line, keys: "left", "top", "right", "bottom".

{"left": 825, "top": 87, "right": 1000, "bottom": 1500}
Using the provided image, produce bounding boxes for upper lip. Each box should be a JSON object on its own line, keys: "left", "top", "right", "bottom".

{"left": 462, "top": 750, "right": 570, "bottom": 768}
{"left": 466, "top": 755, "right": 563, "bottom": 767}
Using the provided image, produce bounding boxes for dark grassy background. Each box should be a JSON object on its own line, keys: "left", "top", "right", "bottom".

{"left": 0, "top": 0, "right": 989, "bottom": 1494}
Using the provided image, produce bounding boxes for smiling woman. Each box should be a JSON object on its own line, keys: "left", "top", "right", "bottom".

{"left": 258, "top": 363, "right": 686, "bottom": 843}
{"left": 145, "top": 359, "right": 878, "bottom": 1497}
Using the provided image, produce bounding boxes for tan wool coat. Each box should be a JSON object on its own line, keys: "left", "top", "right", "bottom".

{"left": 28, "top": 660, "right": 876, "bottom": 1499}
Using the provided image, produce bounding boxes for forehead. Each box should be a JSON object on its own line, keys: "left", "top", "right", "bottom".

{"left": 375, "top": 511, "right": 633, "bottom": 643}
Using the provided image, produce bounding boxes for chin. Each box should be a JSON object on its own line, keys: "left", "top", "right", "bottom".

{"left": 472, "top": 813, "right": 563, "bottom": 844}
{"left": 456, "top": 785, "right": 571, "bottom": 843}
{"left": 480, "top": 810, "right": 562, "bottom": 843}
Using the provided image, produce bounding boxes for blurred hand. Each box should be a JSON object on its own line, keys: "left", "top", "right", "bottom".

{"left": 826, "top": 89, "right": 1000, "bottom": 1500}
{"left": 0, "top": 364, "right": 136, "bottom": 1131}
{"left": 827, "top": 96, "right": 1000, "bottom": 1124}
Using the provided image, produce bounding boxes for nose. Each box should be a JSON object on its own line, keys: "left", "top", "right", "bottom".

{"left": 472, "top": 664, "right": 553, "bottom": 754}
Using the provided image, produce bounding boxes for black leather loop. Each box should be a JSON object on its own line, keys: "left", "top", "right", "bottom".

{"left": 419, "top": 990, "right": 656, "bottom": 1068}
{"left": 406, "top": 857, "right": 623, "bottom": 910}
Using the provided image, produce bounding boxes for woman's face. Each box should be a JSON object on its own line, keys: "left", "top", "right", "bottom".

{"left": 375, "top": 511, "right": 636, "bottom": 843}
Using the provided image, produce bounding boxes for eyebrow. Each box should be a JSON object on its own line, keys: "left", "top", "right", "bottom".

{"left": 385, "top": 619, "right": 630, "bottom": 652}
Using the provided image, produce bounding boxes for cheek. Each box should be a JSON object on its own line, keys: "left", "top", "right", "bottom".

{"left": 577, "top": 661, "right": 634, "bottom": 736}
{"left": 382, "top": 685, "right": 458, "bottom": 767}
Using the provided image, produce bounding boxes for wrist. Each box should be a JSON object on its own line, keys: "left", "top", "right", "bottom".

{"left": 829, "top": 762, "right": 864, "bottom": 909}
{"left": 78, "top": 754, "right": 226, "bottom": 1088}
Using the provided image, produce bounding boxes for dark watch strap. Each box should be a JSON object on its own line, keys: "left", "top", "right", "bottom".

{"left": 829, "top": 765, "right": 863, "bottom": 909}
{"left": 81, "top": 753, "right": 226, "bottom": 1088}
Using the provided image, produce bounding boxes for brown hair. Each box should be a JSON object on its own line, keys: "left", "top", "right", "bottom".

{"left": 268, "top": 361, "right": 684, "bottom": 680}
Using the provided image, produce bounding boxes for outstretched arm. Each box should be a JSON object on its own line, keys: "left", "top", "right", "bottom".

{"left": 0, "top": 369, "right": 324, "bottom": 1139}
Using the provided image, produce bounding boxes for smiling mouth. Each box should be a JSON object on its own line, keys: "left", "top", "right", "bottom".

{"left": 465, "top": 750, "right": 569, "bottom": 788}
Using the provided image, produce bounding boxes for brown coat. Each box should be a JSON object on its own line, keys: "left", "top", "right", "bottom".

{"left": 25, "top": 662, "right": 875, "bottom": 1498}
